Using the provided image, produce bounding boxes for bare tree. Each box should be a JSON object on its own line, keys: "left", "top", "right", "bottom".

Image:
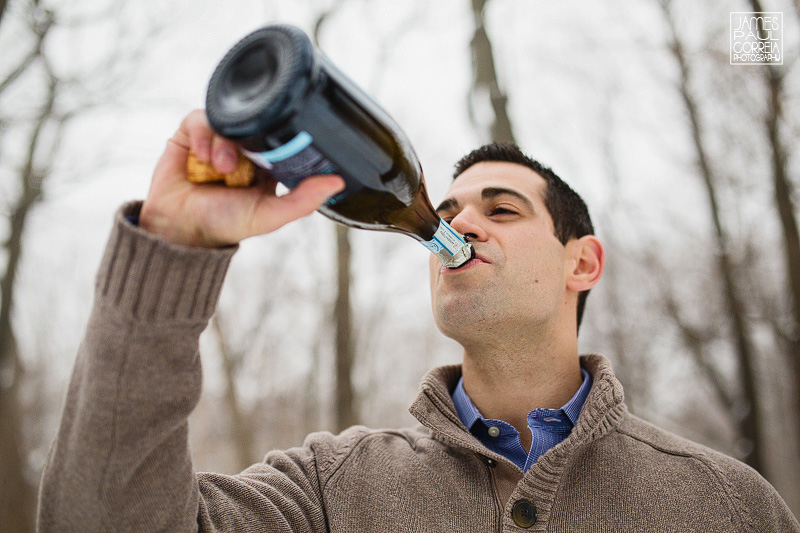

{"left": 660, "top": 0, "right": 766, "bottom": 473}
{"left": 1, "top": 6, "right": 61, "bottom": 530}
{"left": 651, "top": 260, "right": 735, "bottom": 415}
{"left": 313, "top": 3, "right": 359, "bottom": 432}
{"left": 593, "top": 89, "right": 655, "bottom": 415}
{"left": 748, "top": 0, "right": 800, "bottom": 452}
{"left": 468, "top": 0, "right": 516, "bottom": 145}
{"left": 0, "top": 2, "right": 167, "bottom": 529}
{"left": 194, "top": 215, "right": 337, "bottom": 470}
{"left": 332, "top": 224, "right": 358, "bottom": 431}
{"left": 211, "top": 315, "right": 259, "bottom": 471}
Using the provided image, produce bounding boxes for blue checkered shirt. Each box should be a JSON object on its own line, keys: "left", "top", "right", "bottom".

{"left": 452, "top": 368, "right": 592, "bottom": 471}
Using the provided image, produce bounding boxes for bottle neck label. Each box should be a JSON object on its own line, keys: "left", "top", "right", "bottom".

{"left": 421, "top": 220, "right": 473, "bottom": 268}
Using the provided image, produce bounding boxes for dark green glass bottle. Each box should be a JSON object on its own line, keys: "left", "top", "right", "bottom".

{"left": 205, "top": 24, "right": 473, "bottom": 268}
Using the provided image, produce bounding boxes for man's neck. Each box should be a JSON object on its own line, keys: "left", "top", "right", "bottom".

{"left": 459, "top": 329, "right": 583, "bottom": 451}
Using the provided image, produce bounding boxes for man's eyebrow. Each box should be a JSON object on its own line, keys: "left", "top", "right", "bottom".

{"left": 435, "top": 187, "right": 536, "bottom": 214}
{"left": 481, "top": 187, "right": 535, "bottom": 212}
{"left": 435, "top": 197, "right": 459, "bottom": 214}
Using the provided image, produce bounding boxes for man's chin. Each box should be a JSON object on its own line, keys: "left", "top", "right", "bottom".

{"left": 433, "top": 299, "right": 495, "bottom": 337}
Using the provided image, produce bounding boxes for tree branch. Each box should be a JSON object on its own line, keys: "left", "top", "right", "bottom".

{"left": 211, "top": 315, "right": 257, "bottom": 471}
{"left": 0, "top": 7, "right": 53, "bottom": 98}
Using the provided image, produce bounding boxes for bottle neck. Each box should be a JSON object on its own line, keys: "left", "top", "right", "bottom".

{"left": 395, "top": 180, "right": 474, "bottom": 268}
{"left": 390, "top": 179, "right": 441, "bottom": 239}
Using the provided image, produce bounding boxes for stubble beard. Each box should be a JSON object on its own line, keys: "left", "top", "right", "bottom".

{"left": 432, "top": 281, "right": 505, "bottom": 344}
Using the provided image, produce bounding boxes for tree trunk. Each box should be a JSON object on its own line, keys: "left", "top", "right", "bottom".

{"left": 1, "top": 2, "right": 164, "bottom": 528}
{"left": 312, "top": 3, "right": 358, "bottom": 434}
{"left": 0, "top": 192, "right": 36, "bottom": 532}
{"left": 333, "top": 224, "right": 357, "bottom": 432}
{"left": 0, "top": 78, "right": 57, "bottom": 533}
{"left": 0, "top": 0, "right": 8, "bottom": 29}
{"left": 749, "top": 0, "right": 800, "bottom": 461}
{"left": 0, "top": 370, "right": 32, "bottom": 533}
{"left": 0, "top": 14, "right": 56, "bottom": 529}
{"left": 661, "top": 0, "right": 765, "bottom": 473}
{"left": 469, "top": 0, "right": 516, "bottom": 145}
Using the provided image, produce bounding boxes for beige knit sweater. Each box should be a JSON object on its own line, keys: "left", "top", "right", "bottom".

{"left": 37, "top": 203, "right": 799, "bottom": 532}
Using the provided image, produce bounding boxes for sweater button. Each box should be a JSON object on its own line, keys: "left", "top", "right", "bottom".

{"left": 511, "top": 500, "right": 537, "bottom": 528}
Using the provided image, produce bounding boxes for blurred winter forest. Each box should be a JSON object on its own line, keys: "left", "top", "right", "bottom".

{"left": 1, "top": 0, "right": 799, "bottom": 530}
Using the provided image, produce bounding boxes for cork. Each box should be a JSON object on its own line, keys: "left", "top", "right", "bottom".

{"left": 186, "top": 150, "right": 255, "bottom": 187}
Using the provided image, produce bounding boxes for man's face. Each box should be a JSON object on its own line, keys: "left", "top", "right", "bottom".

{"left": 428, "top": 161, "right": 574, "bottom": 341}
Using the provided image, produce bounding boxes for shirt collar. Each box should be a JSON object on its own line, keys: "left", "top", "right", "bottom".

{"left": 451, "top": 368, "right": 593, "bottom": 430}
{"left": 452, "top": 377, "right": 483, "bottom": 431}
{"left": 562, "top": 368, "right": 592, "bottom": 425}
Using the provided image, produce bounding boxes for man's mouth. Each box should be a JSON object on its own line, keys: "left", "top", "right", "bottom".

{"left": 442, "top": 253, "right": 490, "bottom": 273}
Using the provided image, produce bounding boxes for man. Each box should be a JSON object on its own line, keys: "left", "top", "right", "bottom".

{"left": 38, "top": 110, "right": 798, "bottom": 531}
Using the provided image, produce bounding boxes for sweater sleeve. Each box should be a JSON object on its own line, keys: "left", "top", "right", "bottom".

{"left": 714, "top": 452, "right": 800, "bottom": 531}
{"left": 36, "top": 201, "right": 248, "bottom": 531}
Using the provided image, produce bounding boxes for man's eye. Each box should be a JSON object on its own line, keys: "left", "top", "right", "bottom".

{"left": 490, "top": 207, "right": 517, "bottom": 216}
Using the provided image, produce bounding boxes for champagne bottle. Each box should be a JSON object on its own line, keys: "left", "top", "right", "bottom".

{"left": 203, "top": 24, "right": 474, "bottom": 268}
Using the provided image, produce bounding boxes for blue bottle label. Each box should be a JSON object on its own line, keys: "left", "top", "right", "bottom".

{"left": 242, "top": 131, "right": 337, "bottom": 186}
{"left": 421, "top": 220, "right": 473, "bottom": 268}
{"left": 421, "top": 220, "right": 467, "bottom": 255}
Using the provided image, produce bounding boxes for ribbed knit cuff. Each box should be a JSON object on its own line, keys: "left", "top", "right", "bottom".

{"left": 94, "top": 201, "right": 237, "bottom": 323}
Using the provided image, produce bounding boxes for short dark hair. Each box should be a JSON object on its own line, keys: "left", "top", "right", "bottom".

{"left": 453, "top": 143, "right": 595, "bottom": 329}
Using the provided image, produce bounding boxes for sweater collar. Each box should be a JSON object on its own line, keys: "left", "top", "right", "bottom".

{"left": 409, "top": 354, "right": 626, "bottom": 458}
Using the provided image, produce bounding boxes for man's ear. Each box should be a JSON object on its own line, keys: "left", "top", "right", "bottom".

{"left": 565, "top": 235, "right": 605, "bottom": 292}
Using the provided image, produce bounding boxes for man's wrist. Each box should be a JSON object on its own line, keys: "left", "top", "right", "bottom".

{"left": 96, "top": 202, "right": 237, "bottom": 322}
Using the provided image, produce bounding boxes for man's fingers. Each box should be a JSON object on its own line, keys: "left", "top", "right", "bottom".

{"left": 179, "top": 110, "right": 213, "bottom": 161}
{"left": 176, "top": 109, "right": 233, "bottom": 167}
{"left": 250, "top": 175, "right": 345, "bottom": 235}
{"left": 165, "top": 109, "right": 241, "bottom": 184}
{"left": 210, "top": 135, "right": 239, "bottom": 174}
{"left": 150, "top": 138, "right": 192, "bottom": 190}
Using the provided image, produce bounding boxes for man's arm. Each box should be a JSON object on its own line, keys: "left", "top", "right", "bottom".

{"left": 37, "top": 111, "right": 344, "bottom": 530}
{"left": 38, "top": 203, "right": 234, "bottom": 530}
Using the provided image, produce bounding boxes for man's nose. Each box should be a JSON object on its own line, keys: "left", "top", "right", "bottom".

{"left": 449, "top": 208, "right": 488, "bottom": 242}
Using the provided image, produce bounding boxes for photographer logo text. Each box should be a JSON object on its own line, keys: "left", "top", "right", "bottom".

{"left": 730, "top": 12, "right": 782, "bottom": 65}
